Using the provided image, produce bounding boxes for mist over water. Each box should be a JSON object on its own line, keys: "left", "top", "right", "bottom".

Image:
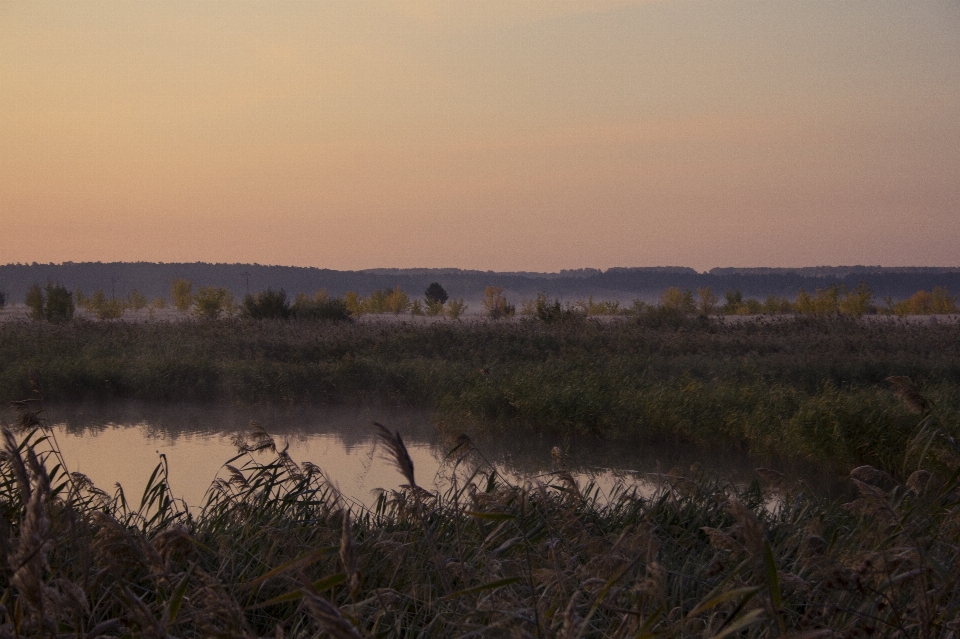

{"left": 5, "top": 402, "right": 848, "bottom": 509}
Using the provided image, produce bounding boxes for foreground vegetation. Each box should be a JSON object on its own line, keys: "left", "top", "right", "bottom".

{"left": 2, "top": 316, "right": 959, "bottom": 475}
{"left": 0, "top": 379, "right": 958, "bottom": 637}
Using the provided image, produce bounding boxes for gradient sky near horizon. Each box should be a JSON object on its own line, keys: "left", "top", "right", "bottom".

{"left": 2, "top": 1, "right": 959, "bottom": 272}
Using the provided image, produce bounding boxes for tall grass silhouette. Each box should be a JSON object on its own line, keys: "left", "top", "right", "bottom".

{"left": 0, "top": 377, "right": 957, "bottom": 636}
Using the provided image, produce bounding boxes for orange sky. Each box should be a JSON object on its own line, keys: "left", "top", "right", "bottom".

{"left": 2, "top": 1, "right": 959, "bottom": 271}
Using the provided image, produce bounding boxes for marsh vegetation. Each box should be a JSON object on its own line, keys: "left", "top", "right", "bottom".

{"left": 2, "top": 314, "right": 958, "bottom": 474}
{"left": 0, "top": 378, "right": 958, "bottom": 637}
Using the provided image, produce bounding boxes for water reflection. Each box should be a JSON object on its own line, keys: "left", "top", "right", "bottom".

{"left": 1, "top": 402, "right": 848, "bottom": 509}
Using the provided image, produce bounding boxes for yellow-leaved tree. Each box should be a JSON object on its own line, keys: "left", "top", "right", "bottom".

{"left": 171, "top": 278, "right": 194, "bottom": 312}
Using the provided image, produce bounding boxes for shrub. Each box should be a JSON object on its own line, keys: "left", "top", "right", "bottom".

{"left": 636, "top": 304, "right": 691, "bottom": 329}
{"left": 446, "top": 298, "right": 467, "bottom": 319}
{"left": 171, "top": 278, "right": 194, "bottom": 311}
{"left": 243, "top": 288, "right": 291, "bottom": 320}
{"left": 291, "top": 292, "right": 352, "bottom": 322}
{"left": 660, "top": 287, "right": 695, "bottom": 314}
{"left": 89, "top": 289, "right": 126, "bottom": 320}
{"left": 696, "top": 286, "right": 718, "bottom": 316}
{"left": 127, "top": 288, "right": 148, "bottom": 311}
{"left": 535, "top": 293, "right": 581, "bottom": 323}
{"left": 195, "top": 286, "right": 234, "bottom": 319}
{"left": 931, "top": 286, "right": 959, "bottom": 314}
{"left": 482, "top": 286, "right": 515, "bottom": 319}
{"left": 151, "top": 296, "right": 167, "bottom": 310}
{"left": 24, "top": 282, "right": 74, "bottom": 322}
{"left": 838, "top": 282, "right": 874, "bottom": 317}
{"left": 385, "top": 286, "right": 411, "bottom": 314}
{"left": 723, "top": 289, "right": 744, "bottom": 314}
{"left": 762, "top": 295, "right": 793, "bottom": 314}
{"left": 425, "top": 299, "right": 444, "bottom": 316}
{"left": 573, "top": 296, "right": 621, "bottom": 316}
{"left": 890, "top": 287, "right": 959, "bottom": 316}
{"left": 795, "top": 285, "right": 841, "bottom": 316}
{"left": 344, "top": 291, "right": 363, "bottom": 316}
{"left": 424, "top": 282, "right": 448, "bottom": 305}
{"left": 743, "top": 297, "right": 763, "bottom": 314}
{"left": 367, "top": 289, "right": 389, "bottom": 314}
{"left": 43, "top": 282, "right": 75, "bottom": 322}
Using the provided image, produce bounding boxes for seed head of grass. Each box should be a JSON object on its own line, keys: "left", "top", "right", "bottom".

{"left": 301, "top": 590, "right": 363, "bottom": 639}
{"left": 374, "top": 422, "right": 416, "bottom": 489}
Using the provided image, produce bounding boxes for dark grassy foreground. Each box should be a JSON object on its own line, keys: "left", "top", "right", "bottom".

{"left": 1, "top": 386, "right": 959, "bottom": 637}
{"left": 2, "top": 316, "right": 959, "bottom": 473}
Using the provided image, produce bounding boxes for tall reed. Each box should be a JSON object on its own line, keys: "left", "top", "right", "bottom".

{"left": 0, "top": 378, "right": 956, "bottom": 636}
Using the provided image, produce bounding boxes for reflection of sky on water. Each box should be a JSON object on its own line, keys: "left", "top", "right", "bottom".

{"left": 1, "top": 402, "right": 850, "bottom": 510}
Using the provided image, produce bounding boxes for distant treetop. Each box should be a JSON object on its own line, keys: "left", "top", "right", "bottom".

{"left": 424, "top": 282, "right": 448, "bottom": 305}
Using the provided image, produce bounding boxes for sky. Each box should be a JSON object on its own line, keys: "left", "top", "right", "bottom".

{"left": 2, "top": 0, "right": 959, "bottom": 272}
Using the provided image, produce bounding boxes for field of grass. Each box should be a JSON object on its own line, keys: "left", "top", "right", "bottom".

{"left": 0, "top": 387, "right": 958, "bottom": 637}
{"left": 2, "top": 315, "right": 959, "bottom": 475}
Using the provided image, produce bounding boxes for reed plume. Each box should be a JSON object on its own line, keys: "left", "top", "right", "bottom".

{"left": 374, "top": 422, "right": 416, "bottom": 488}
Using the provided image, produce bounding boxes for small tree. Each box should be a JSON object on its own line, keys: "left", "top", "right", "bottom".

{"left": 446, "top": 298, "right": 467, "bottom": 320}
{"left": 723, "top": 290, "right": 744, "bottom": 314}
{"left": 930, "top": 287, "right": 959, "bottom": 314}
{"left": 696, "top": 287, "right": 718, "bottom": 316}
{"left": 425, "top": 282, "right": 448, "bottom": 305}
{"left": 0, "top": 290, "right": 5, "bottom": 309}
{"left": 90, "top": 289, "right": 125, "bottom": 320}
{"left": 195, "top": 286, "right": 233, "bottom": 319}
{"left": 128, "top": 289, "right": 148, "bottom": 311}
{"left": 171, "top": 278, "right": 194, "bottom": 312}
{"left": 344, "top": 291, "right": 363, "bottom": 316}
{"left": 483, "top": 286, "right": 514, "bottom": 319}
{"left": 43, "top": 282, "right": 74, "bottom": 323}
{"left": 793, "top": 289, "right": 814, "bottom": 315}
{"left": 660, "top": 287, "right": 695, "bottom": 314}
{"left": 25, "top": 284, "right": 44, "bottom": 320}
{"left": 367, "top": 289, "right": 388, "bottom": 314}
{"left": 385, "top": 286, "right": 411, "bottom": 314}
{"left": 839, "top": 282, "right": 873, "bottom": 317}
{"left": 411, "top": 299, "right": 425, "bottom": 316}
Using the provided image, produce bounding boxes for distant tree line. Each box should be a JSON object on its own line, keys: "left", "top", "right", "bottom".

{"left": 3, "top": 262, "right": 960, "bottom": 306}
{"left": 10, "top": 275, "right": 960, "bottom": 324}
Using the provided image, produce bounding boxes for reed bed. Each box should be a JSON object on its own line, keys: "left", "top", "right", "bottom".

{"left": 1, "top": 316, "right": 959, "bottom": 472}
{"left": 0, "top": 380, "right": 959, "bottom": 637}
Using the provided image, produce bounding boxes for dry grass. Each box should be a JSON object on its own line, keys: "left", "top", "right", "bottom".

{"left": 0, "top": 381, "right": 957, "bottom": 636}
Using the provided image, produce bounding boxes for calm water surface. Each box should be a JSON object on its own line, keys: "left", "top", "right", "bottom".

{"left": 3, "top": 402, "right": 846, "bottom": 509}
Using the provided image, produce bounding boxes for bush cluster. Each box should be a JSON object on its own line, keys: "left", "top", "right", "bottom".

{"left": 25, "top": 282, "right": 74, "bottom": 322}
